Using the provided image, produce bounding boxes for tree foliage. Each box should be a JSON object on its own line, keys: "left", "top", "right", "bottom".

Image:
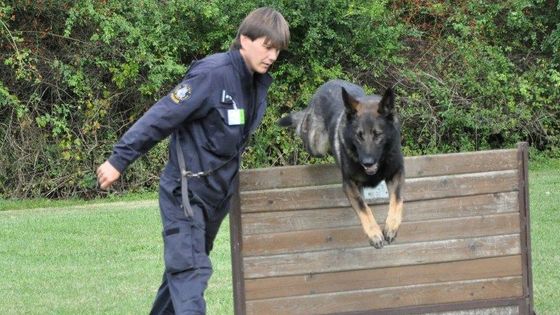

{"left": 1, "top": 0, "right": 559, "bottom": 198}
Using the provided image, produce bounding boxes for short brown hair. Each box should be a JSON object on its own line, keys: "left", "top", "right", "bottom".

{"left": 231, "top": 7, "right": 290, "bottom": 50}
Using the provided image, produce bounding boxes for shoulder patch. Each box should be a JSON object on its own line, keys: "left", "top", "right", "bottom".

{"left": 170, "top": 83, "right": 192, "bottom": 104}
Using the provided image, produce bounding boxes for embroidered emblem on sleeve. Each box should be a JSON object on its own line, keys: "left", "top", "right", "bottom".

{"left": 170, "top": 83, "right": 192, "bottom": 104}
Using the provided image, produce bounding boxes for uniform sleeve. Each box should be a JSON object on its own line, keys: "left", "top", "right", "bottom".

{"left": 107, "top": 71, "right": 211, "bottom": 173}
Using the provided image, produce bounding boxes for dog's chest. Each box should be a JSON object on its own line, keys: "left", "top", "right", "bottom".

{"left": 348, "top": 165, "right": 385, "bottom": 187}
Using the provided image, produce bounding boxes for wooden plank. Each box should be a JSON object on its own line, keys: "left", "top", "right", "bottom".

{"left": 339, "top": 298, "right": 524, "bottom": 315}
{"left": 239, "top": 149, "right": 518, "bottom": 191}
{"left": 243, "top": 234, "right": 521, "bottom": 279}
{"left": 240, "top": 163, "right": 342, "bottom": 191}
{"left": 243, "top": 213, "right": 521, "bottom": 256}
{"left": 242, "top": 191, "right": 519, "bottom": 235}
{"left": 240, "top": 170, "right": 518, "bottom": 212}
{"left": 421, "top": 306, "right": 519, "bottom": 315}
{"left": 245, "top": 276, "right": 523, "bottom": 315}
{"left": 245, "top": 255, "right": 522, "bottom": 300}
{"left": 404, "top": 149, "right": 517, "bottom": 179}
{"left": 405, "top": 170, "right": 518, "bottom": 201}
{"left": 229, "top": 175, "right": 247, "bottom": 315}
{"left": 517, "top": 142, "right": 535, "bottom": 315}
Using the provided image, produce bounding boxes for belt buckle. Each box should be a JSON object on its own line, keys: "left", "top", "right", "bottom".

{"left": 182, "top": 170, "right": 204, "bottom": 178}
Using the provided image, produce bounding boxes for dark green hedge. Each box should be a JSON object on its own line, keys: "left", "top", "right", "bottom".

{"left": 1, "top": 0, "right": 559, "bottom": 198}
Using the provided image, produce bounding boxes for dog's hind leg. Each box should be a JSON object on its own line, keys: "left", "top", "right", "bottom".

{"left": 300, "top": 107, "right": 329, "bottom": 157}
{"left": 383, "top": 170, "right": 405, "bottom": 244}
{"left": 343, "top": 180, "right": 385, "bottom": 249}
{"left": 278, "top": 110, "right": 329, "bottom": 157}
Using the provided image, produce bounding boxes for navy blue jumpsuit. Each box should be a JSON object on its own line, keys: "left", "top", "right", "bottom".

{"left": 106, "top": 49, "right": 272, "bottom": 314}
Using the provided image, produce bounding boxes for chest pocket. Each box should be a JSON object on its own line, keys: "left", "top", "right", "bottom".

{"left": 202, "top": 106, "right": 243, "bottom": 157}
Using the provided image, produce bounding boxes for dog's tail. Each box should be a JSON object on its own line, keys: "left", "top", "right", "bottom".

{"left": 277, "top": 115, "right": 293, "bottom": 127}
{"left": 277, "top": 111, "right": 305, "bottom": 129}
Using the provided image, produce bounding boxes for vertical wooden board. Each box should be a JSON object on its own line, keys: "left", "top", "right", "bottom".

{"left": 229, "top": 175, "right": 246, "bottom": 315}
{"left": 516, "top": 142, "right": 534, "bottom": 315}
{"left": 245, "top": 277, "right": 523, "bottom": 315}
{"left": 245, "top": 255, "right": 523, "bottom": 301}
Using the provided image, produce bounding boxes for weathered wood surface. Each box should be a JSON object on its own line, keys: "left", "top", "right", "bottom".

{"left": 243, "top": 213, "right": 520, "bottom": 256}
{"left": 243, "top": 234, "right": 521, "bottom": 279}
{"left": 246, "top": 277, "right": 523, "bottom": 315}
{"left": 231, "top": 146, "right": 533, "bottom": 315}
{"left": 245, "top": 255, "right": 522, "bottom": 300}
{"left": 242, "top": 191, "right": 519, "bottom": 235}
{"left": 239, "top": 149, "right": 518, "bottom": 191}
{"left": 421, "top": 306, "right": 519, "bottom": 315}
{"left": 240, "top": 170, "right": 518, "bottom": 213}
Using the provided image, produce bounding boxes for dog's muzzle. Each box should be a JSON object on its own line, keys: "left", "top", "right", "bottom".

{"left": 362, "top": 163, "right": 378, "bottom": 175}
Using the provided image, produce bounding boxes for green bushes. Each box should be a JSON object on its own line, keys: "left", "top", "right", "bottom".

{"left": 391, "top": 1, "right": 560, "bottom": 154}
{"left": 1, "top": 0, "right": 558, "bottom": 198}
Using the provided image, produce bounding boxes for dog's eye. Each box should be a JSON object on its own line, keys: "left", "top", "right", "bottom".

{"left": 357, "top": 131, "right": 364, "bottom": 141}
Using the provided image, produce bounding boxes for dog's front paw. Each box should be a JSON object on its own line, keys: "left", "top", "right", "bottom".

{"left": 383, "top": 214, "right": 401, "bottom": 244}
{"left": 368, "top": 233, "right": 385, "bottom": 249}
{"left": 383, "top": 227, "right": 398, "bottom": 244}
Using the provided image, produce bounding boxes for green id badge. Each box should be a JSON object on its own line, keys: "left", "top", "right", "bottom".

{"left": 227, "top": 109, "right": 245, "bottom": 125}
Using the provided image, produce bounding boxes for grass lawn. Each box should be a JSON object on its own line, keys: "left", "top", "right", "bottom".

{"left": 0, "top": 158, "right": 558, "bottom": 314}
{"left": 0, "top": 199, "right": 233, "bottom": 314}
{"left": 529, "top": 158, "right": 560, "bottom": 314}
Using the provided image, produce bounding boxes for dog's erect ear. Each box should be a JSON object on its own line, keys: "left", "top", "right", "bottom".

{"left": 379, "top": 87, "right": 395, "bottom": 116}
{"left": 342, "top": 87, "right": 359, "bottom": 115}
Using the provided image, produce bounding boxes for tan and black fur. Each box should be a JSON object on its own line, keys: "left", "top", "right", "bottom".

{"left": 278, "top": 80, "right": 404, "bottom": 248}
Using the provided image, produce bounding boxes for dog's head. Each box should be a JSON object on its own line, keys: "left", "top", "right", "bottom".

{"left": 341, "top": 87, "right": 396, "bottom": 175}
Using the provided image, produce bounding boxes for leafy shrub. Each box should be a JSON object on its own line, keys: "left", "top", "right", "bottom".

{"left": 1, "top": 0, "right": 558, "bottom": 198}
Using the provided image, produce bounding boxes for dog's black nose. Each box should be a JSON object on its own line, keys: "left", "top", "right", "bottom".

{"left": 361, "top": 158, "right": 375, "bottom": 167}
{"left": 361, "top": 159, "right": 378, "bottom": 175}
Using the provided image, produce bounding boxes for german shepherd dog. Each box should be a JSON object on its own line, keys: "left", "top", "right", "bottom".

{"left": 278, "top": 80, "right": 404, "bottom": 249}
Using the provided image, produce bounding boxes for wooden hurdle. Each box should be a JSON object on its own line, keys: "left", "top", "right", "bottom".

{"left": 229, "top": 142, "right": 534, "bottom": 315}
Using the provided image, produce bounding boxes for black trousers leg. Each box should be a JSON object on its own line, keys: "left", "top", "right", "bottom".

{"left": 150, "top": 174, "right": 213, "bottom": 315}
{"left": 150, "top": 273, "right": 174, "bottom": 315}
